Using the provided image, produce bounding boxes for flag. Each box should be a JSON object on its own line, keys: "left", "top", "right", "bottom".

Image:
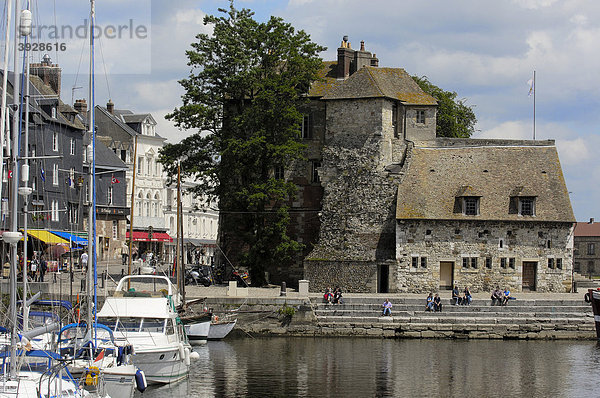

{"left": 40, "top": 166, "right": 45, "bottom": 182}
{"left": 94, "top": 349, "right": 105, "bottom": 363}
{"left": 528, "top": 78, "right": 534, "bottom": 97}
{"left": 7, "top": 170, "right": 12, "bottom": 179}
{"left": 111, "top": 175, "right": 120, "bottom": 184}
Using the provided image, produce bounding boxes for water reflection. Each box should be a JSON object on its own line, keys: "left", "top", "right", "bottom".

{"left": 136, "top": 338, "right": 600, "bottom": 398}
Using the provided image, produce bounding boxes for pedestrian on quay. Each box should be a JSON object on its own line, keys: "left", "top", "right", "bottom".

{"left": 80, "top": 252, "right": 88, "bottom": 275}
{"left": 452, "top": 285, "right": 461, "bottom": 305}
{"left": 426, "top": 293, "right": 434, "bottom": 311}
{"left": 333, "top": 287, "right": 343, "bottom": 304}
{"left": 121, "top": 242, "right": 129, "bottom": 266}
{"left": 39, "top": 256, "right": 47, "bottom": 282}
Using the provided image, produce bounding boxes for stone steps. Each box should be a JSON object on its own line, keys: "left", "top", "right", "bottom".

{"left": 314, "top": 304, "right": 591, "bottom": 313}
{"left": 315, "top": 310, "right": 592, "bottom": 318}
{"left": 319, "top": 298, "right": 588, "bottom": 306}
{"left": 317, "top": 315, "right": 592, "bottom": 323}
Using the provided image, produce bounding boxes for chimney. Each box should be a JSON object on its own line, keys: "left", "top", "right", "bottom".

{"left": 354, "top": 40, "right": 378, "bottom": 72}
{"left": 74, "top": 99, "right": 87, "bottom": 115}
{"left": 337, "top": 35, "right": 354, "bottom": 79}
{"left": 590, "top": 218, "right": 595, "bottom": 224}
{"left": 29, "top": 54, "right": 62, "bottom": 96}
{"left": 107, "top": 99, "right": 114, "bottom": 114}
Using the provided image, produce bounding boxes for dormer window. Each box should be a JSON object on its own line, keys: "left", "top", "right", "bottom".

{"left": 51, "top": 107, "right": 57, "bottom": 119}
{"left": 463, "top": 197, "right": 480, "bottom": 216}
{"left": 519, "top": 197, "right": 536, "bottom": 216}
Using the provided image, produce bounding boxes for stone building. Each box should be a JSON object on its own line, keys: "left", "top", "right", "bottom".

{"left": 574, "top": 219, "right": 600, "bottom": 277}
{"left": 302, "top": 37, "right": 575, "bottom": 293}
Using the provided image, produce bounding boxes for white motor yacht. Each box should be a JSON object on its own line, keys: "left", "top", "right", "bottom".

{"left": 97, "top": 275, "right": 192, "bottom": 384}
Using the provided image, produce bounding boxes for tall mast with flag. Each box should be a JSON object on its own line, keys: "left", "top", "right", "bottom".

{"left": 528, "top": 70, "right": 536, "bottom": 140}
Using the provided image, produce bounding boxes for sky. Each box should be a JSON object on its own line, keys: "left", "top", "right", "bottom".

{"left": 2, "top": 0, "right": 598, "bottom": 221}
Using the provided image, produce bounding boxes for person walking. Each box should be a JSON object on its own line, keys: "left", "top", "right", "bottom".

{"left": 121, "top": 242, "right": 129, "bottom": 266}
{"left": 39, "top": 256, "right": 47, "bottom": 282}
{"left": 80, "top": 252, "right": 88, "bottom": 274}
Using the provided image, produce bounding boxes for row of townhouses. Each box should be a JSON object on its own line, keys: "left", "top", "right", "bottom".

{"left": 1, "top": 56, "right": 218, "bottom": 268}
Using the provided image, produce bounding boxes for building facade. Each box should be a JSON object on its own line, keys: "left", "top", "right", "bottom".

{"left": 574, "top": 219, "right": 600, "bottom": 277}
{"left": 297, "top": 37, "right": 575, "bottom": 293}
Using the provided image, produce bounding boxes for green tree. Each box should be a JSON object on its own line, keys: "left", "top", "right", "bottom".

{"left": 412, "top": 75, "right": 477, "bottom": 138}
{"left": 159, "top": 1, "right": 326, "bottom": 285}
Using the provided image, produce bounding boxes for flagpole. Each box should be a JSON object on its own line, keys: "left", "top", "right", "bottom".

{"left": 533, "top": 70, "right": 536, "bottom": 140}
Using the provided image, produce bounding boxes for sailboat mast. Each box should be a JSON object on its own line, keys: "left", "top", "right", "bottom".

{"left": 86, "top": 0, "right": 97, "bottom": 344}
{"left": 21, "top": 0, "right": 32, "bottom": 332}
{"left": 128, "top": 134, "right": 138, "bottom": 291}
{"left": 176, "top": 163, "right": 181, "bottom": 294}
{"left": 178, "top": 164, "right": 185, "bottom": 303}
{"left": 8, "top": 0, "right": 21, "bottom": 379}
{"left": 0, "top": 0, "right": 12, "bottom": 200}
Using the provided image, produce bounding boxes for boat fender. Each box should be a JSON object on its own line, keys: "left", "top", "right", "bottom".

{"left": 189, "top": 351, "right": 200, "bottom": 360}
{"left": 135, "top": 369, "right": 147, "bottom": 393}
{"left": 585, "top": 292, "right": 591, "bottom": 303}
{"left": 184, "top": 347, "right": 191, "bottom": 366}
{"left": 178, "top": 343, "right": 185, "bottom": 360}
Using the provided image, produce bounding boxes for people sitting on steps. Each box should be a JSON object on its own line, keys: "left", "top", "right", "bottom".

{"left": 491, "top": 286, "right": 503, "bottom": 305}
{"left": 502, "top": 288, "right": 515, "bottom": 305}
{"left": 463, "top": 286, "right": 472, "bottom": 306}
{"left": 433, "top": 293, "right": 442, "bottom": 312}
{"left": 426, "top": 293, "right": 434, "bottom": 311}
{"left": 333, "top": 286, "right": 343, "bottom": 305}
{"left": 382, "top": 298, "right": 392, "bottom": 316}
{"left": 323, "top": 287, "right": 333, "bottom": 304}
{"left": 452, "top": 285, "right": 461, "bottom": 305}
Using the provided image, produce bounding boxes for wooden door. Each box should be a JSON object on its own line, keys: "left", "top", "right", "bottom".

{"left": 439, "top": 261, "right": 454, "bottom": 290}
{"left": 522, "top": 261, "right": 537, "bottom": 290}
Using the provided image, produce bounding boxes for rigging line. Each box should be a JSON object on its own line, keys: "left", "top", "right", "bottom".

{"left": 52, "top": 0, "right": 58, "bottom": 65}
{"left": 97, "top": 36, "right": 112, "bottom": 102}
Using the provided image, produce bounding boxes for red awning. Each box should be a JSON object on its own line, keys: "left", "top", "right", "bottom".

{"left": 126, "top": 231, "right": 173, "bottom": 242}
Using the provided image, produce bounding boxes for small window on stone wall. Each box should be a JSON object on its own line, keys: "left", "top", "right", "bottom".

{"left": 500, "top": 258, "right": 507, "bottom": 268}
{"left": 509, "top": 258, "right": 515, "bottom": 269}
{"left": 421, "top": 257, "right": 427, "bottom": 268}
{"left": 499, "top": 239, "right": 504, "bottom": 249}
{"left": 412, "top": 257, "right": 418, "bottom": 268}
{"left": 556, "top": 258, "right": 562, "bottom": 270}
{"left": 547, "top": 240, "right": 552, "bottom": 249}
{"left": 574, "top": 262, "right": 580, "bottom": 272}
{"left": 486, "top": 257, "right": 492, "bottom": 269}
{"left": 462, "top": 257, "right": 469, "bottom": 268}
{"left": 547, "top": 258, "right": 555, "bottom": 269}
{"left": 416, "top": 110, "right": 425, "bottom": 124}
{"left": 471, "top": 257, "right": 478, "bottom": 269}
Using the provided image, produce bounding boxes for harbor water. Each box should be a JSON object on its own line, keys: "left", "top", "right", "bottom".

{"left": 136, "top": 337, "right": 600, "bottom": 397}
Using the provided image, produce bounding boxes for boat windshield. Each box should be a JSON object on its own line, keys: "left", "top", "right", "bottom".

{"left": 116, "top": 317, "right": 141, "bottom": 332}
{"left": 141, "top": 318, "right": 166, "bottom": 333}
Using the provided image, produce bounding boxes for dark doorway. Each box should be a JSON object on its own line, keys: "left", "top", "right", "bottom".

{"left": 378, "top": 264, "right": 389, "bottom": 293}
{"left": 522, "top": 261, "right": 537, "bottom": 290}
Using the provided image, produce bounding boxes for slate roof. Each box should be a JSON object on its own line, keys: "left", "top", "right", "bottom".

{"left": 94, "top": 136, "right": 127, "bottom": 170}
{"left": 308, "top": 61, "right": 346, "bottom": 98}
{"left": 396, "top": 142, "right": 575, "bottom": 222}
{"left": 574, "top": 222, "right": 600, "bottom": 237}
{"left": 321, "top": 66, "right": 438, "bottom": 105}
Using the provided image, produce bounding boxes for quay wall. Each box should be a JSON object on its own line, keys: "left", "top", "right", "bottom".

{"left": 199, "top": 297, "right": 597, "bottom": 340}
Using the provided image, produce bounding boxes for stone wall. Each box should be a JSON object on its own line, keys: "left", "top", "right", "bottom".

{"left": 304, "top": 260, "right": 378, "bottom": 292}
{"left": 395, "top": 219, "right": 574, "bottom": 293}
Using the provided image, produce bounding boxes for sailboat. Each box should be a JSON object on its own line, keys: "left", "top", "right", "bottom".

{"left": 58, "top": 1, "right": 141, "bottom": 397}
{"left": 0, "top": 1, "right": 86, "bottom": 397}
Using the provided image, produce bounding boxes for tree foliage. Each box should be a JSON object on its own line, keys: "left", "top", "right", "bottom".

{"left": 159, "top": 1, "right": 326, "bottom": 285}
{"left": 412, "top": 76, "right": 477, "bottom": 138}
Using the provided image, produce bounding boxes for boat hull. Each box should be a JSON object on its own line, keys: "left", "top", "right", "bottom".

{"left": 133, "top": 346, "right": 189, "bottom": 384}
{"left": 185, "top": 321, "right": 210, "bottom": 344}
{"left": 589, "top": 289, "right": 600, "bottom": 339}
{"left": 208, "top": 320, "right": 237, "bottom": 340}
